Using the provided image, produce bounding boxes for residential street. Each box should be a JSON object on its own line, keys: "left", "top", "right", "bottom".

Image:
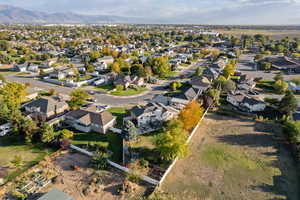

{"left": 5, "top": 60, "right": 202, "bottom": 107}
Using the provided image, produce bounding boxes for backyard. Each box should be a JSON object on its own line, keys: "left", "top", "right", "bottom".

{"left": 71, "top": 131, "right": 123, "bottom": 163}
{"left": 0, "top": 134, "right": 55, "bottom": 183}
{"left": 162, "top": 113, "right": 300, "bottom": 200}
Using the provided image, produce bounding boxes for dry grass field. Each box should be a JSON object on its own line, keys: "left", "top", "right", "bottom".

{"left": 216, "top": 29, "right": 300, "bottom": 40}
{"left": 162, "top": 113, "right": 300, "bottom": 200}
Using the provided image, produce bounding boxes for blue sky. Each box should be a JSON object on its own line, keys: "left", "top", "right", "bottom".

{"left": 1, "top": 0, "right": 300, "bottom": 24}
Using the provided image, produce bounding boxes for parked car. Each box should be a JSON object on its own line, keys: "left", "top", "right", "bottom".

{"left": 87, "top": 98, "right": 97, "bottom": 103}
{"left": 248, "top": 90, "right": 259, "bottom": 95}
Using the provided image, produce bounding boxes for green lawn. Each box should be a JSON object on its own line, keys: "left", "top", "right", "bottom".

{"left": 110, "top": 87, "right": 148, "bottom": 96}
{"left": 107, "top": 107, "right": 128, "bottom": 128}
{"left": 0, "top": 134, "right": 55, "bottom": 183}
{"left": 95, "top": 84, "right": 115, "bottom": 92}
{"left": 71, "top": 131, "right": 123, "bottom": 163}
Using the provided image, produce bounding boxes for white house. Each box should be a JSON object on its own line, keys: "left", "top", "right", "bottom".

{"left": 65, "top": 105, "right": 116, "bottom": 134}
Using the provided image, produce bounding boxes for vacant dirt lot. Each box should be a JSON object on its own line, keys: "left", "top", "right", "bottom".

{"left": 162, "top": 113, "right": 299, "bottom": 200}
{"left": 39, "top": 152, "right": 148, "bottom": 200}
{"left": 216, "top": 29, "right": 300, "bottom": 40}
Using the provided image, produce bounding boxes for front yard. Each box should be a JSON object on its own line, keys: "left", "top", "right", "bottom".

{"left": 0, "top": 134, "right": 55, "bottom": 184}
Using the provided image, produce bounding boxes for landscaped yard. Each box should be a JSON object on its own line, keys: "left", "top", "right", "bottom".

{"left": 110, "top": 87, "right": 148, "bottom": 96}
{"left": 96, "top": 84, "right": 115, "bottom": 92}
{"left": 107, "top": 107, "right": 128, "bottom": 128}
{"left": 162, "top": 113, "right": 300, "bottom": 200}
{"left": 0, "top": 134, "right": 55, "bottom": 183}
{"left": 71, "top": 131, "right": 123, "bottom": 163}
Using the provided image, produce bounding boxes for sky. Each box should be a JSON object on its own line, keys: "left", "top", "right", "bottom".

{"left": 1, "top": 0, "right": 300, "bottom": 24}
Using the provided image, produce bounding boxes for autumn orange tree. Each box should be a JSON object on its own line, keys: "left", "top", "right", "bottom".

{"left": 179, "top": 100, "right": 204, "bottom": 132}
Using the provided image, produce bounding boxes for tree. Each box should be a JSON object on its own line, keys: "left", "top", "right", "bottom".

{"left": 154, "top": 120, "right": 188, "bottom": 161}
{"left": 152, "top": 57, "right": 171, "bottom": 78}
{"left": 58, "top": 129, "right": 74, "bottom": 139}
{"left": 85, "top": 63, "right": 95, "bottom": 73}
{"left": 0, "top": 82, "right": 27, "bottom": 121}
{"left": 205, "top": 88, "right": 220, "bottom": 105}
{"left": 10, "top": 155, "right": 23, "bottom": 168}
{"left": 223, "top": 64, "right": 234, "bottom": 79}
{"left": 91, "top": 151, "right": 109, "bottom": 170}
{"left": 89, "top": 51, "right": 100, "bottom": 62}
{"left": 19, "top": 117, "right": 38, "bottom": 143}
{"left": 170, "top": 81, "right": 182, "bottom": 91}
{"left": 125, "top": 120, "right": 138, "bottom": 141}
{"left": 68, "top": 89, "right": 89, "bottom": 109}
{"left": 0, "top": 40, "right": 10, "bottom": 51}
{"left": 40, "top": 123, "right": 56, "bottom": 144}
{"left": 223, "top": 79, "right": 236, "bottom": 93}
{"left": 195, "top": 67, "right": 202, "bottom": 77}
{"left": 179, "top": 100, "right": 204, "bottom": 132}
{"left": 262, "top": 62, "right": 271, "bottom": 71}
{"left": 111, "top": 62, "right": 121, "bottom": 73}
{"left": 279, "top": 91, "right": 297, "bottom": 117}
{"left": 274, "top": 80, "right": 288, "bottom": 94}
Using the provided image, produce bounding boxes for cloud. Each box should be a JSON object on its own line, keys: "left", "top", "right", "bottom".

{"left": 0, "top": 0, "right": 299, "bottom": 24}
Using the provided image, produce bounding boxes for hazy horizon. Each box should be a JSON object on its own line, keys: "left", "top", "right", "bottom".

{"left": 1, "top": 0, "right": 300, "bottom": 25}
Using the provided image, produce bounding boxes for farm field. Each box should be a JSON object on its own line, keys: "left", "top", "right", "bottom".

{"left": 216, "top": 29, "right": 300, "bottom": 40}
{"left": 162, "top": 113, "right": 300, "bottom": 200}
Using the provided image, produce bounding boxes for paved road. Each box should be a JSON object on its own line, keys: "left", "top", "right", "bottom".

{"left": 5, "top": 60, "right": 202, "bottom": 107}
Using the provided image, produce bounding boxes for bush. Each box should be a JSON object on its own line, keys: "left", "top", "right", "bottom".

{"left": 91, "top": 151, "right": 109, "bottom": 170}
{"left": 273, "top": 80, "right": 288, "bottom": 94}
{"left": 115, "top": 84, "right": 124, "bottom": 91}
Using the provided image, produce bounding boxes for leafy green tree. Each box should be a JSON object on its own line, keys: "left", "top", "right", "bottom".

{"left": 91, "top": 151, "right": 109, "bottom": 170}
{"left": 125, "top": 120, "right": 138, "bottom": 141}
{"left": 0, "top": 40, "right": 10, "bottom": 51}
{"left": 195, "top": 67, "right": 202, "bottom": 77}
{"left": 152, "top": 57, "right": 171, "bottom": 78}
{"left": 262, "top": 62, "right": 271, "bottom": 71}
{"left": 154, "top": 120, "right": 188, "bottom": 162}
{"left": 223, "top": 64, "right": 234, "bottom": 79}
{"left": 40, "top": 123, "right": 56, "bottom": 144}
{"left": 58, "top": 129, "right": 74, "bottom": 139}
{"left": 10, "top": 155, "right": 23, "bottom": 168}
{"left": 274, "top": 80, "right": 288, "bottom": 94}
{"left": 68, "top": 89, "right": 89, "bottom": 109}
{"left": 0, "top": 82, "right": 27, "bottom": 121}
{"left": 279, "top": 91, "right": 297, "bottom": 117}
{"left": 112, "top": 62, "right": 121, "bottom": 73}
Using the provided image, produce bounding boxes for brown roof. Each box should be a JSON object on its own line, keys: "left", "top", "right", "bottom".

{"left": 66, "top": 108, "right": 115, "bottom": 127}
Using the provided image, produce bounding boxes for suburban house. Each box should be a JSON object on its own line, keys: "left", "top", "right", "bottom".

{"left": 130, "top": 102, "right": 177, "bottom": 129}
{"left": 113, "top": 75, "right": 144, "bottom": 88}
{"left": 227, "top": 93, "right": 266, "bottom": 112}
{"left": 97, "top": 56, "right": 114, "bottom": 65}
{"left": 202, "top": 67, "right": 220, "bottom": 81}
{"left": 288, "top": 82, "right": 300, "bottom": 94}
{"left": 65, "top": 105, "right": 116, "bottom": 134}
{"left": 190, "top": 76, "right": 211, "bottom": 94}
{"left": 169, "top": 87, "right": 201, "bottom": 109}
{"left": 261, "top": 56, "right": 300, "bottom": 73}
{"left": 49, "top": 67, "right": 75, "bottom": 80}
{"left": 14, "top": 62, "right": 29, "bottom": 72}
{"left": 94, "top": 61, "right": 108, "bottom": 71}
{"left": 237, "top": 74, "right": 256, "bottom": 91}
{"left": 24, "top": 97, "right": 69, "bottom": 121}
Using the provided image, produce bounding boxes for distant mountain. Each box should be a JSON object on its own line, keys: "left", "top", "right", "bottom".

{"left": 0, "top": 5, "right": 141, "bottom": 24}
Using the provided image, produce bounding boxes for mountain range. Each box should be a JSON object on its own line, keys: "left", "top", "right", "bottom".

{"left": 0, "top": 5, "right": 141, "bottom": 24}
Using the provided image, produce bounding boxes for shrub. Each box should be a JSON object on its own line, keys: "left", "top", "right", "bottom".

{"left": 91, "top": 151, "right": 109, "bottom": 170}
{"left": 115, "top": 84, "right": 124, "bottom": 91}
{"left": 274, "top": 80, "right": 288, "bottom": 94}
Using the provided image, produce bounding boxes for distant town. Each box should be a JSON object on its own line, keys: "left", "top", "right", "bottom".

{"left": 0, "top": 24, "right": 299, "bottom": 200}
